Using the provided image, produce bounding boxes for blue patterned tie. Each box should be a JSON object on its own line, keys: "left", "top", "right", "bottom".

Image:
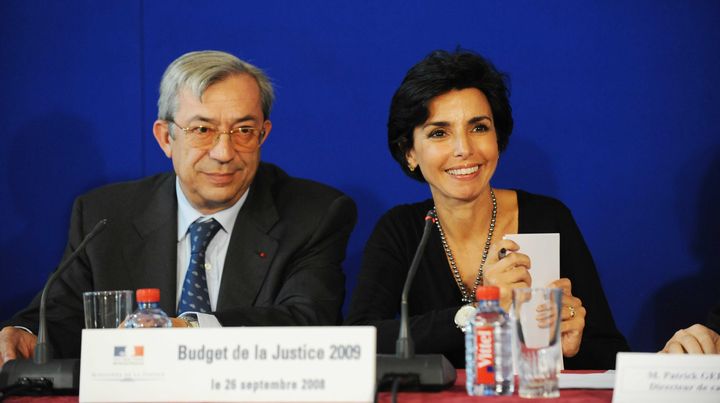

{"left": 177, "top": 218, "right": 222, "bottom": 315}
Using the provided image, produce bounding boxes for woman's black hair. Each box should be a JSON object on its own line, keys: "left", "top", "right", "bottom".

{"left": 387, "top": 49, "right": 513, "bottom": 182}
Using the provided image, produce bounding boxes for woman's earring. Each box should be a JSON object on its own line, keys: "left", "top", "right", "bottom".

{"left": 408, "top": 164, "right": 416, "bottom": 172}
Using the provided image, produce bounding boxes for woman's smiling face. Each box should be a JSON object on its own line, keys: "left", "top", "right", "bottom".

{"left": 406, "top": 87, "right": 499, "bottom": 206}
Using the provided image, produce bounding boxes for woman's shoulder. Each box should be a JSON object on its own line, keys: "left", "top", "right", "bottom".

{"left": 368, "top": 199, "right": 433, "bottom": 246}
{"left": 511, "top": 189, "right": 577, "bottom": 232}
{"left": 514, "top": 189, "right": 572, "bottom": 215}
{"left": 369, "top": 199, "right": 434, "bottom": 239}
{"left": 379, "top": 199, "right": 435, "bottom": 222}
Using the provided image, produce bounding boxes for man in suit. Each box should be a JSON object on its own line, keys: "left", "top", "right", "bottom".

{"left": 0, "top": 50, "right": 357, "bottom": 363}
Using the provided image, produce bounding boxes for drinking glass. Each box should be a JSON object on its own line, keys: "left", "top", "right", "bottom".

{"left": 83, "top": 290, "right": 134, "bottom": 328}
{"left": 512, "top": 287, "right": 562, "bottom": 398}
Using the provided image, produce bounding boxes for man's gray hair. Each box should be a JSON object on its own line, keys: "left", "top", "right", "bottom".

{"left": 157, "top": 50, "right": 274, "bottom": 122}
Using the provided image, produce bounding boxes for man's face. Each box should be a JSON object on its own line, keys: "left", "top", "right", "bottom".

{"left": 153, "top": 73, "right": 272, "bottom": 214}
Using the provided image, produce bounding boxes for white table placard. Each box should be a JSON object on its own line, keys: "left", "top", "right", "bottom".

{"left": 79, "top": 326, "right": 376, "bottom": 402}
{"left": 613, "top": 352, "right": 720, "bottom": 403}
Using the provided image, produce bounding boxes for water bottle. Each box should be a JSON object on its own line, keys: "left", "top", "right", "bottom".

{"left": 123, "top": 288, "right": 172, "bottom": 328}
{"left": 465, "top": 286, "right": 514, "bottom": 396}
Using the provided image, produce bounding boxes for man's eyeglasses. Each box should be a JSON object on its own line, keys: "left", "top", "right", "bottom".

{"left": 169, "top": 121, "right": 264, "bottom": 151}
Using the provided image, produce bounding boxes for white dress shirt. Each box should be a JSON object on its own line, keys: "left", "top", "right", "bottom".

{"left": 175, "top": 179, "right": 248, "bottom": 325}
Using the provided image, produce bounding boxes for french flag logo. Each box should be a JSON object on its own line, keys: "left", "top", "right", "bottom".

{"left": 114, "top": 346, "right": 126, "bottom": 357}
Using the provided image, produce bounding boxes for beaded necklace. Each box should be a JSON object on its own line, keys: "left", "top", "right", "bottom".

{"left": 433, "top": 188, "right": 497, "bottom": 304}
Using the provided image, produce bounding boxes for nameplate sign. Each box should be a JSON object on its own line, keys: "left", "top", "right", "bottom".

{"left": 613, "top": 352, "right": 720, "bottom": 403}
{"left": 79, "top": 326, "right": 376, "bottom": 402}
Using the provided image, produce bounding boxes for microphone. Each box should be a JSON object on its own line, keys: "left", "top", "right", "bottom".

{"left": 0, "top": 219, "right": 108, "bottom": 396}
{"left": 376, "top": 210, "right": 456, "bottom": 391}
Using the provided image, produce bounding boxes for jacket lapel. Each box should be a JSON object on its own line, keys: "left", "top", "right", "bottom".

{"left": 123, "top": 174, "right": 178, "bottom": 314}
{"left": 217, "top": 165, "right": 279, "bottom": 311}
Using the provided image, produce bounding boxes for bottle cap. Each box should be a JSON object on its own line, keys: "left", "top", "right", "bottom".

{"left": 136, "top": 288, "right": 161, "bottom": 303}
{"left": 475, "top": 286, "right": 500, "bottom": 301}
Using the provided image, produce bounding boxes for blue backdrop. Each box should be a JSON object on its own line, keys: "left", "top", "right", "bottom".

{"left": 1, "top": 0, "right": 719, "bottom": 354}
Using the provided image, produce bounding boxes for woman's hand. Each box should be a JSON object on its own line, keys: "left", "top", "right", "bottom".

{"left": 484, "top": 240, "right": 531, "bottom": 310}
{"left": 548, "top": 278, "right": 586, "bottom": 357}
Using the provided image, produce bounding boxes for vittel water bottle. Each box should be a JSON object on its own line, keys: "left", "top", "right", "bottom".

{"left": 465, "top": 286, "right": 514, "bottom": 396}
{"left": 123, "top": 288, "right": 172, "bottom": 328}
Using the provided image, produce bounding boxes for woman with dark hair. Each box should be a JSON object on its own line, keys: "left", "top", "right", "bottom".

{"left": 345, "top": 50, "right": 629, "bottom": 369}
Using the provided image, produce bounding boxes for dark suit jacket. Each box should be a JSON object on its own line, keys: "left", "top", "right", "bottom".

{"left": 708, "top": 302, "right": 720, "bottom": 334}
{"left": 3, "top": 162, "right": 357, "bottom": 358}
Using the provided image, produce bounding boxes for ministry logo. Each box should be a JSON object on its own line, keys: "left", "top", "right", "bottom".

{"left": 113, "top": 345, "right": 145, "bottom": 365}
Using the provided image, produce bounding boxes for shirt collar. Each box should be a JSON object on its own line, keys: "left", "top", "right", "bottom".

{"left": 176, "top": 178, "right": 248, "bottom": 241}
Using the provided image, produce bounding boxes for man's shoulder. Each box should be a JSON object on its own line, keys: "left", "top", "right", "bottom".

{"left": 250, "top": 163, "right": 356, "bottom": 230}
{"left": 257, "top": 162, "right": 348, "bottom": 205}
{"left": 76, "top": 173, "right": 174, "bottom": 210}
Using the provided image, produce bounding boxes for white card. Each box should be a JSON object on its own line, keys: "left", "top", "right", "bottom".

{"left": 80, "top": 327, "right": 376, "bottom": 402}
{"left": 504, "top": 233, "right": 562, "bottom": 372}
{"left": 559, "top": 370, "right": 615, "bottom": 389}
{"left": 613, "top": 352, "right": 720, "bottom": 403}
{"left": 502, "top": 233, "right": 560, "bottom": 287}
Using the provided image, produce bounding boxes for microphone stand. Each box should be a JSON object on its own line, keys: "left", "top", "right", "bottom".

{"left": 375, "top": 210, "right": 456, "bottom": 391}
{"left": 0, "top": 219, "right": 108, "bottom": 396}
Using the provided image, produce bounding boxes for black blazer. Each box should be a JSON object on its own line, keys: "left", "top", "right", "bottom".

{"left": 4, "top": 162, "right": 357, "bottom": 358}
